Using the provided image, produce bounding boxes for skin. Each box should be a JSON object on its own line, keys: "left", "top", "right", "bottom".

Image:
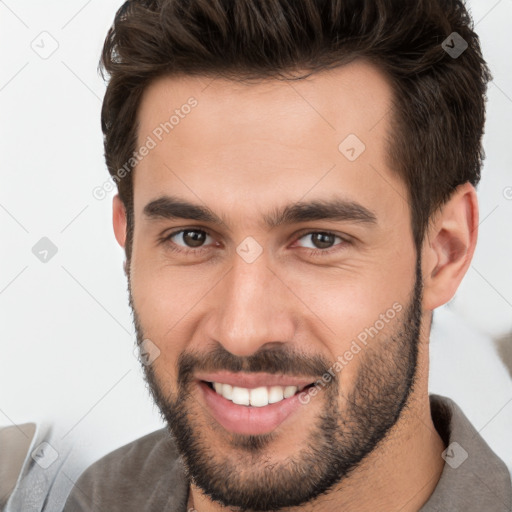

{"left": 112, "top": 60, "right": 478, "bottom": 511}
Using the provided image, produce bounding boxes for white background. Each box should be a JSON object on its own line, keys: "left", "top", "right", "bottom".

{"left": 1, "top": 0, "right": 511, "bottom": 473}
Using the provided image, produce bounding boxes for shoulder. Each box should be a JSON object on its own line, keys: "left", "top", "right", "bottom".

{"left": 423, "top": 394, "right": 512, "bottom": 512}
{"left": 63, "top": 428, "right": 189, "bottom": 512}
{"left": 77, "top": 428, "right": 180, "bottom": 478}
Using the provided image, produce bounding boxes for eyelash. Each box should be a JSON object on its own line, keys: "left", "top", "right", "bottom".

{"left": 158, "top": 228, "right": 349, "bottom": 258}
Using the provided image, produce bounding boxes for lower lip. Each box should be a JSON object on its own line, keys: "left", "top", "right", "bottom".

{"left": 198, "top": 381, "right": 308, "bottom": 435}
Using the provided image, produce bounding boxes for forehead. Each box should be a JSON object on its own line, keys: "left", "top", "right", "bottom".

{"left": 133, "top": 60, "right": 404, "bottom": 225}
{"left": 137, "top": 59, "right": 393, "bottom": 147}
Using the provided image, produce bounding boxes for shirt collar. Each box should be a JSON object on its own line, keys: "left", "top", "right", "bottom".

{"left": 420, "top": 394, "right": 512, "bottom": 511}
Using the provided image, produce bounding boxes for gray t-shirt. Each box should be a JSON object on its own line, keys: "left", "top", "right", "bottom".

{"left": 63, "top": 394, "right": 512, "bottom": 511}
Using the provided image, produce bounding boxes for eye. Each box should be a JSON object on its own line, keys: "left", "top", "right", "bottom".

{"left": 293, "top": 231, "right": 348, "bottom": 256}
{"left": 159, "top": 228, "right": 216, "bottom": 255}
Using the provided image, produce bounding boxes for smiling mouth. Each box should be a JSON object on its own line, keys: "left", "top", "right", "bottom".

{"left": 203, "top": 380, "right": 314, "bottom": 407}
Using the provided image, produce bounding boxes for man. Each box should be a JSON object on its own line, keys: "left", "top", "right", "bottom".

{"left": 64, "top": 0, "right": 512, "bottom": 511}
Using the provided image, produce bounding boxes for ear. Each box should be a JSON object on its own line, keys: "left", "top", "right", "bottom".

{"left": 421, "top": 182, "right": 478, "bottom": 311}
{"left": 113, "top": 194, "right": 127, "bottom": 248}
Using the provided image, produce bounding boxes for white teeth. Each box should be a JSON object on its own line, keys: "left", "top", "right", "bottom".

{"left": 231, "top": 386, "right": 250, "bottom": 405}
{"left": 210, "top": 382, "right": 300, "bottom": 406}
{"left": 284, "top": 386, "right": 298, "bottom": 398}
{"left": 249, "top": 387, "right": 268, "bottom": 407}
{"left": 268, "top": 386, "right": 284, "bottom": 404}
{"left": 213, "top": 383, "right": 233, "bottom": 399}
{"left": 222, "top": 383, "right": 233, "bottom": 400}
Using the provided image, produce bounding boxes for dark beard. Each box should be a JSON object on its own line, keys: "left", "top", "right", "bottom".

{"left": 129, "top": 256, "right": 423, "bottom": 511}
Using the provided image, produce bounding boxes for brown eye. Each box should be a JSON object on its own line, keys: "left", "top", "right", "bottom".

{"left": 297, "top": 232, "right": 340, "bottom": 250}
{"left": 163, "top": 229, "right": 214, "bottom": 251}
{"left": 181, "top": 229, "right": 207, "bottom": 247}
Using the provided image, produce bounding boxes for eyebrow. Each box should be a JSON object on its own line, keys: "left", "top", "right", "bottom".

{"left": 143, "top": 195, "right": 377, "bottom": 230}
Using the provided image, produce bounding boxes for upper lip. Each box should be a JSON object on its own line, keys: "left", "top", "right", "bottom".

{"left": 195, "top": 371, "right": 316, "bottom": 390}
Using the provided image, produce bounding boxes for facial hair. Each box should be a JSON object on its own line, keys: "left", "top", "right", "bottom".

{"left": 129, "top": 256, "right": 423, "bottom": 511}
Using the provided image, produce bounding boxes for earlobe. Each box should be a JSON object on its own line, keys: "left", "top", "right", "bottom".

{"left": 421, "top": 183, "right": 479, "bottom": 311}
{"left": 112, "top": 194, "right": 127, "bottom": 248}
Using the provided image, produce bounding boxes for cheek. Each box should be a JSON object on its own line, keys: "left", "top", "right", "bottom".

{"left": 132, "top": 242, "right": 214, "bottom": 325}
{"left": 280, "top": 265, "right": 410, "bottom": 385}
{"left": 130, "top": 265, "right": 203, "bottom": 374}
{"left": 284, "top": 262, "right": 406, "bottom": 332}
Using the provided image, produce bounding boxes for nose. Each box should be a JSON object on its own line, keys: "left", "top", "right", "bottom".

{"left": 205, "top": 252, "right": 296, "bottom": 357}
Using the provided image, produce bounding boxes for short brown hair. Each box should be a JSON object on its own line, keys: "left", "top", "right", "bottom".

{"left": 100, "top": 0, "right": 492, "bottom": 261}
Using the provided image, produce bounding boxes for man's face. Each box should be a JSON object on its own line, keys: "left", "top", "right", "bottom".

{"left": 125, "top": 61, "right": 424, "bottom": 510}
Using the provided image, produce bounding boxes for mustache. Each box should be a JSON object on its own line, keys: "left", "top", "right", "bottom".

{"left": 176, "top": 343, "right": 333, "bottom": 387}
